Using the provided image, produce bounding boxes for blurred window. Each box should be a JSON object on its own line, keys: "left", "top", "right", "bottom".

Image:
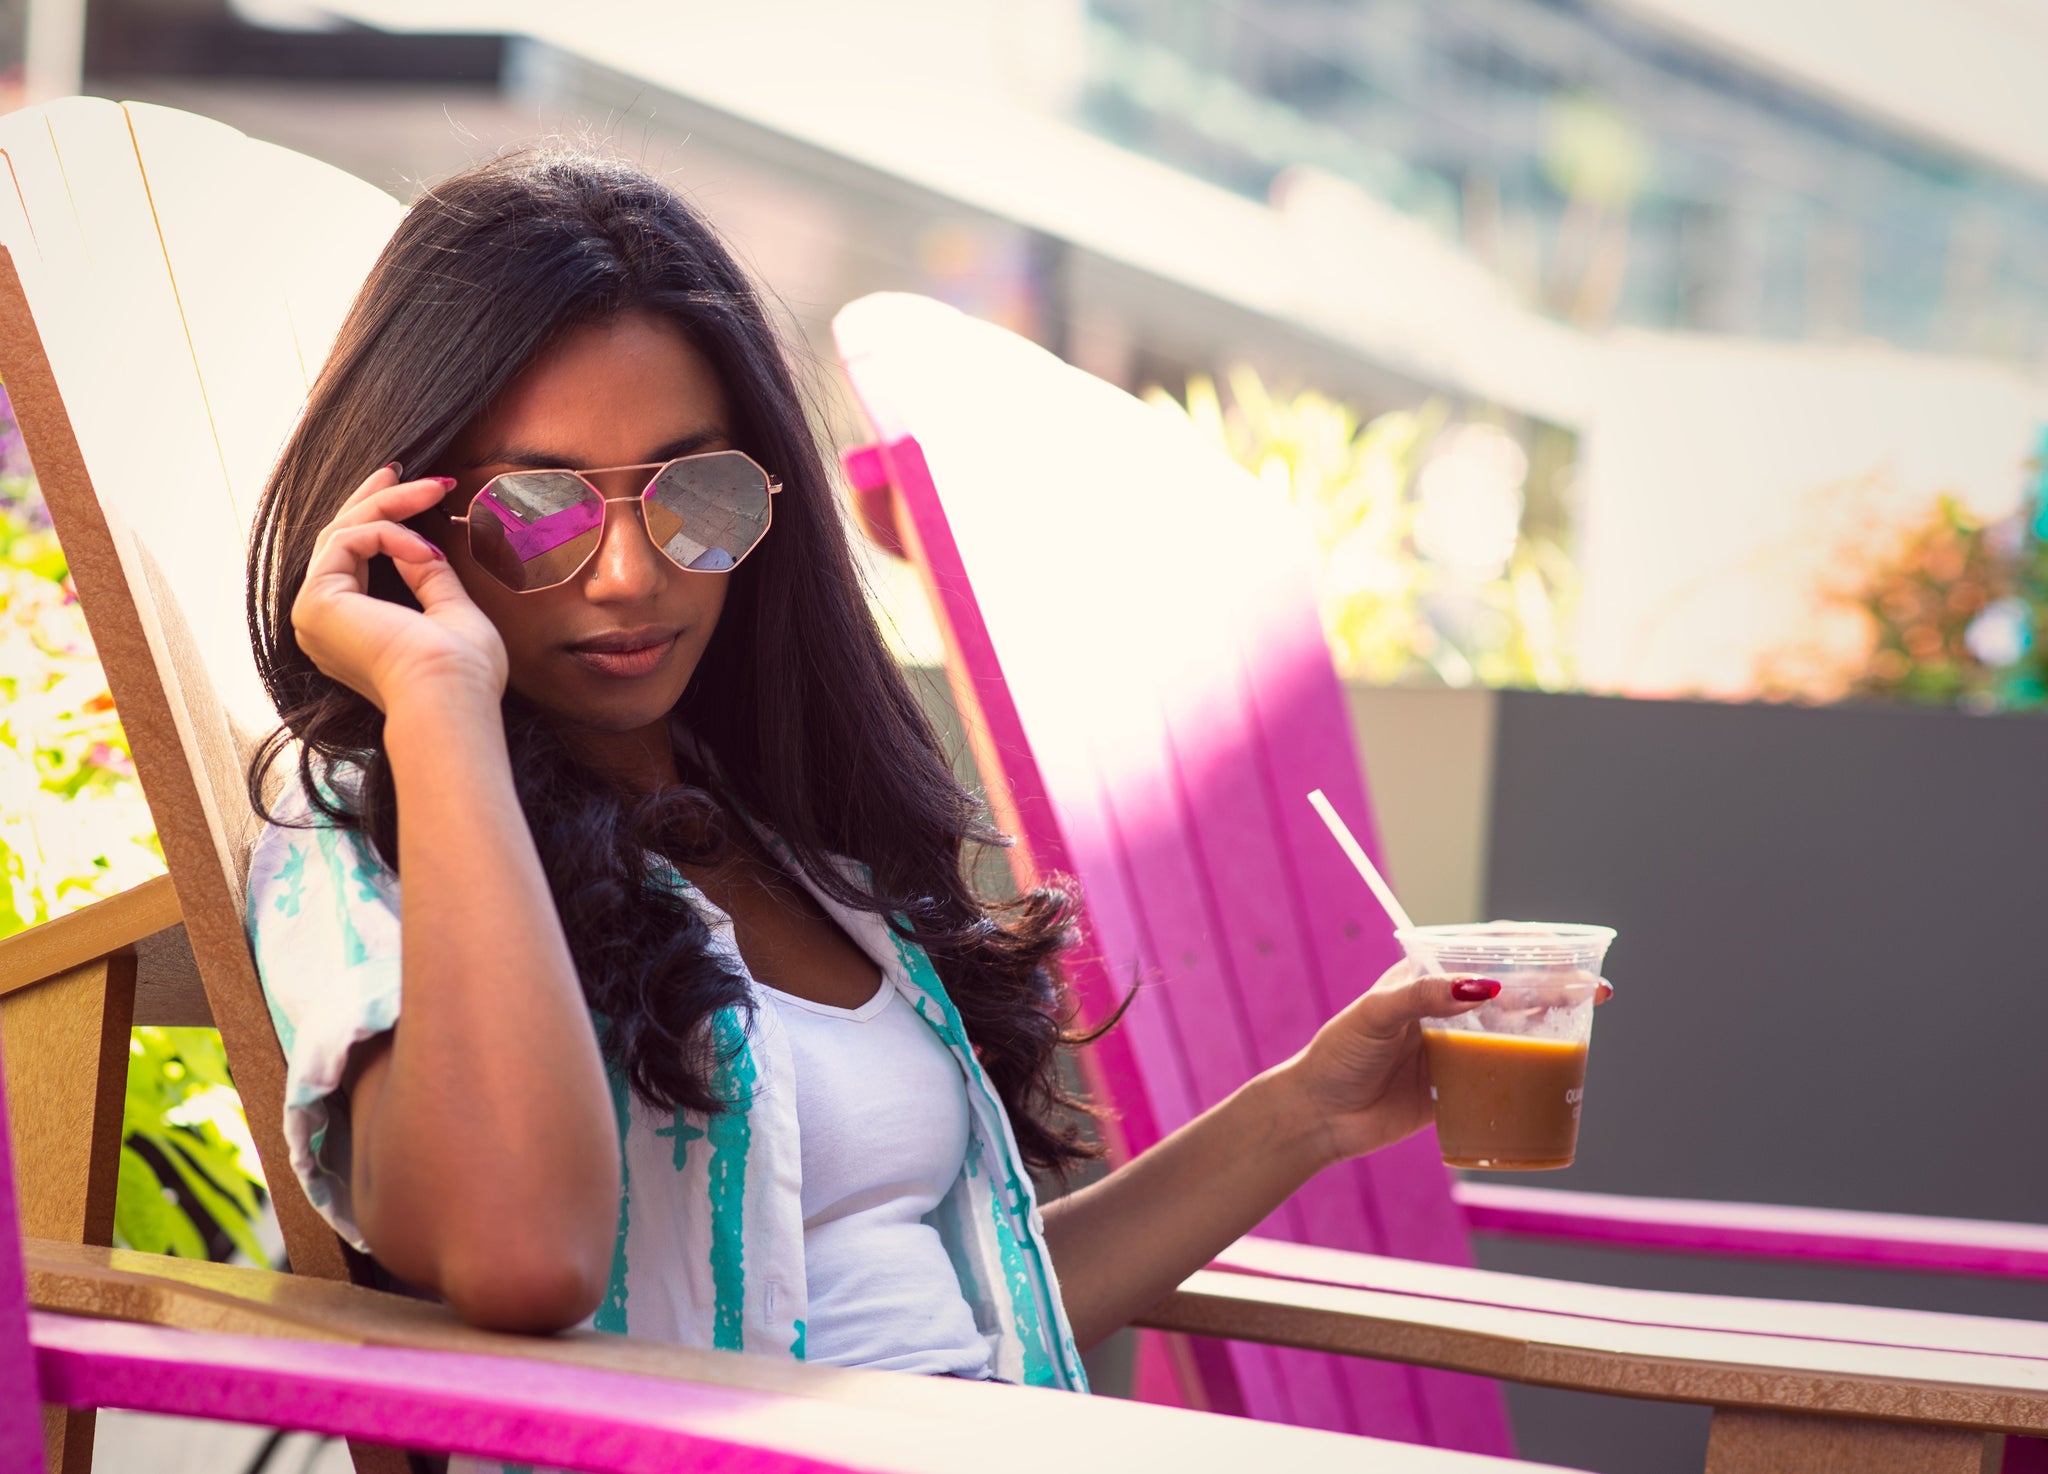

{"left": 1081, "top": 0, "right": 2048, "bottom": 363}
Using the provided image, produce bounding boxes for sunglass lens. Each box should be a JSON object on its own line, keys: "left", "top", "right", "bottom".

{"left": 468, "top": 472, "right": 605, "bottom": 591}
{"left": 643, "top": 453, "right": 772, "bottom": 573}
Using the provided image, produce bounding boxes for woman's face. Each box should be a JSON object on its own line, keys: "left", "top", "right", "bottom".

{"left": 435, "top": 311, "right": 737, "bottom": 746}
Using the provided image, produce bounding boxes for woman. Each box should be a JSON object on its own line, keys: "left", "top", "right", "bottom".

{"left": 244, "top": 147, "right": 1500, "bottom": 1402}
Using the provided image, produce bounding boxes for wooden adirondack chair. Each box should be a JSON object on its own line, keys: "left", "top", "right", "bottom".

{"left": 0, "top": 92, "right": 406, "bottom": 1473}
{"left": 8, "top": 94, "right": 2048, "bottom": 1474}
{"left": 829, "top": 291, "right": 2048, "bottom": 1468}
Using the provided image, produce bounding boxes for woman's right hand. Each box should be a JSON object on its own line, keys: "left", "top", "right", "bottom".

{"left": 291, "top": 464, "right": 508, "bottom": 712}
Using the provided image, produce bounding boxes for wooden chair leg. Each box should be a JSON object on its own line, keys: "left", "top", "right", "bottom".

{"left": 1708, "top": 1407, "right": 2004, "bottom": 1474}
{"left": 1, "top": 954, "right": 406, "bottom": 1474}
{"left": 1, "top": 951, "right": 136, "bottom": 1474}
{"left": 42, "top": 1409, "right": 92, "bottom": 1474}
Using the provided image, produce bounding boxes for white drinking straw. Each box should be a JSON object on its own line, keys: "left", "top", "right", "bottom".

{"left": 1306, "top": 788, "right": 1418, "bottom": 935}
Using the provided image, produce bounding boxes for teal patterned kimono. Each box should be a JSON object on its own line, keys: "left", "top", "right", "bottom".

{"left": 244, "top": 776, "right": 1089, "bottom": 1436}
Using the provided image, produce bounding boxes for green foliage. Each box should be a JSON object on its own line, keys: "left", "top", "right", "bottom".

{"left": 0, "top": 450, "right": 165, "bottom": 930}
{"left": 1846, "top": 495, "right": 2004, "bottom": 707}
{"left": 119, "top": 1028, "right": 268, "bottom": 1261}
{"left": 1146, "top": 367, "right": 1578, "bottom": 688}
{"left": 0, "top": 386, "right": 264, "bottom": 1262}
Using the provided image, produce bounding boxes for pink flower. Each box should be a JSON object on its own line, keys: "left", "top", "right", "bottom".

{"left": 86, "top": 742, "right": 135, "bottom": 778}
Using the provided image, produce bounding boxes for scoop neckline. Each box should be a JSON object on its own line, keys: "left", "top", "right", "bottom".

{"left": 757, "top": 978, "right": 893, "bottom": 1021}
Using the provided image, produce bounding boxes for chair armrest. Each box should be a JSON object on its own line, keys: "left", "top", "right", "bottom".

{"left": 48, "top": 1236, "right": 2039, "bottom": 1452}
{"left": 36, "top": 1310, "right": 886, "bottom": 1474}
{"left": 1135, "top": 1237, "right": 2048, "bottom": 1438}
{"left": 0, "top": 874, "right": 179, "bottom": 997}
{"left": 1457, "top": 1180, "right": 2048, "bottom": 1280}
{"left": 26, "top": 1240, "right": 1552, "bottom": 1473}
{"left": 29, "top": 1237, "right": 867, "bottom": 1391}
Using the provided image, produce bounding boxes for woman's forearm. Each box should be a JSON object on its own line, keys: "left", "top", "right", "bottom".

{"left": 350, "top": 689, "right": 620, "bottom": 1328}
{"left": 1041, "top": 1061, "right": 1335, "bottom": 1350}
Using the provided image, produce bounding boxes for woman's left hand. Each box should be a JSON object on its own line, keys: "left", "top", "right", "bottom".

{"left": 1285, "top": 961, "right": 1613, "bottom": 1167}
{"left": 1045, "top": 956, "right": 1604, "bottom": 1348}
{"left": 1281, "top": 961, "right": 1495, "bottom": 1167}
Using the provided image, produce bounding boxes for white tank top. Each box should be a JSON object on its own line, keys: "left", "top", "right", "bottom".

{"left": 759, "top": 980, "right": 993, "bottom": 1378}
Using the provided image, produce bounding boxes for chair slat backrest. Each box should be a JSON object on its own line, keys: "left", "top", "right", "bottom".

{"left": 122, "top": 106, "right": 316, "bottom": 525}
{"left": 239, "top": 139, "right": 404, "bottom": 390}
{"left": 0, "top": 98, "right": 401, "bottom": 1281}
{"left": 834, "top": 294, "right": 1511, "bottom": 1450}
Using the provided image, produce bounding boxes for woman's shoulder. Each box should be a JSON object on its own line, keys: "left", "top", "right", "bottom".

{"left": 247, "top": 756, "right": 398, "bottom": 926}
{"left": 251, "top": 756, "right": 347, "bottom": 856}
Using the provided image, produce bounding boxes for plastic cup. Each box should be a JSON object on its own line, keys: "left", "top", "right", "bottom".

{"left": 1398, "top": 922, "right": 1615, "bottom": 1171}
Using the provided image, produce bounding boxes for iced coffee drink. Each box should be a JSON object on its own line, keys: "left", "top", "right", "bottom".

{"left": 1399, "top": 923, "right": 1613, "bottom": 1171}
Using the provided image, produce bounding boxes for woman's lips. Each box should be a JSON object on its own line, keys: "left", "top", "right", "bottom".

{"left": 565, "top": 629, "right": 680, "bottom": 678}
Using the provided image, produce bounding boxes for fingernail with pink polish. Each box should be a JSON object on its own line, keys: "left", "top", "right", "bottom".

{"left": 432, "top": 476, "right": 458, "bottom": 489}
{"left": 1452, "top": 979, "right": 1501, "bottom": 1002}
{"left": 385, "top": 461, "right": 403, "bottom": 477}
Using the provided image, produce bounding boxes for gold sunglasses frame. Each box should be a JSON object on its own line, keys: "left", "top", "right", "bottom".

{"left": 443, "top": 449, "right": 783, "bottom": 593}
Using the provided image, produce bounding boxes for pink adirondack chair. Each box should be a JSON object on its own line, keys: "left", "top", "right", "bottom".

{"left": 830, "top": 292, "right": 2048, "bottom": 1458}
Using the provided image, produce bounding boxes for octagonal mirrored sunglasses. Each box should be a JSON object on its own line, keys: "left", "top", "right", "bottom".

{"left": 444, "top": 449, "right": 781, "bottom": 593}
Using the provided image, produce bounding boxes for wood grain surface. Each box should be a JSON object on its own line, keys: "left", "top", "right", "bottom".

{"left": 1142, "top": 1267, "right": 2048, "bottom": 1435}
{"left": 131, "top": 922, "right": 211, "bottom": 1028}
{"left": 0, "top": 875, "right": 178, "bottom": 999}
{"left": 1213, "top": 1236, "right": 2048, "bottom": 1357}
{"left": 1, "top": 962, "right": 133, "bottom": 1247}
{"left": 1704, "top": 1408, "right": 2001, "bottom": 1474}
{"left": 4, "top": 957, "right": 134, "bottom": 1474}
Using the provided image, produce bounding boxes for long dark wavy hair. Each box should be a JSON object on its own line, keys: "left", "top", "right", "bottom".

{"left": 247, "top": 146, "right": 1098, "bottom": 1172}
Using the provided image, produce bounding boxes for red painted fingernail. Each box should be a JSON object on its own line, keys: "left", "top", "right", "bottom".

{"left": 385, "top": 461, "right": 402, "bottom": 477}
{"left": 432, "top": 476, "right": 458, "bottom": 489}
{"left": 1452, "top": 979, "right": 1501, "bottom": 1002}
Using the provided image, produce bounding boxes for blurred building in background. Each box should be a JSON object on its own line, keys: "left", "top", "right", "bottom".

{"left": 16, "top": 0, "right": 2048, "bottom": 696}
{"left": 1085, "top": 0, "right": 2048, "bottom": 362}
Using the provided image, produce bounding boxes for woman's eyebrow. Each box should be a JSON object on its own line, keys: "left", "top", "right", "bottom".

{"left": 643, "top": 429, "right": 729, "bottom": 463}
{"left": 460, "top": 428, "right": 730, "bottom": 472}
